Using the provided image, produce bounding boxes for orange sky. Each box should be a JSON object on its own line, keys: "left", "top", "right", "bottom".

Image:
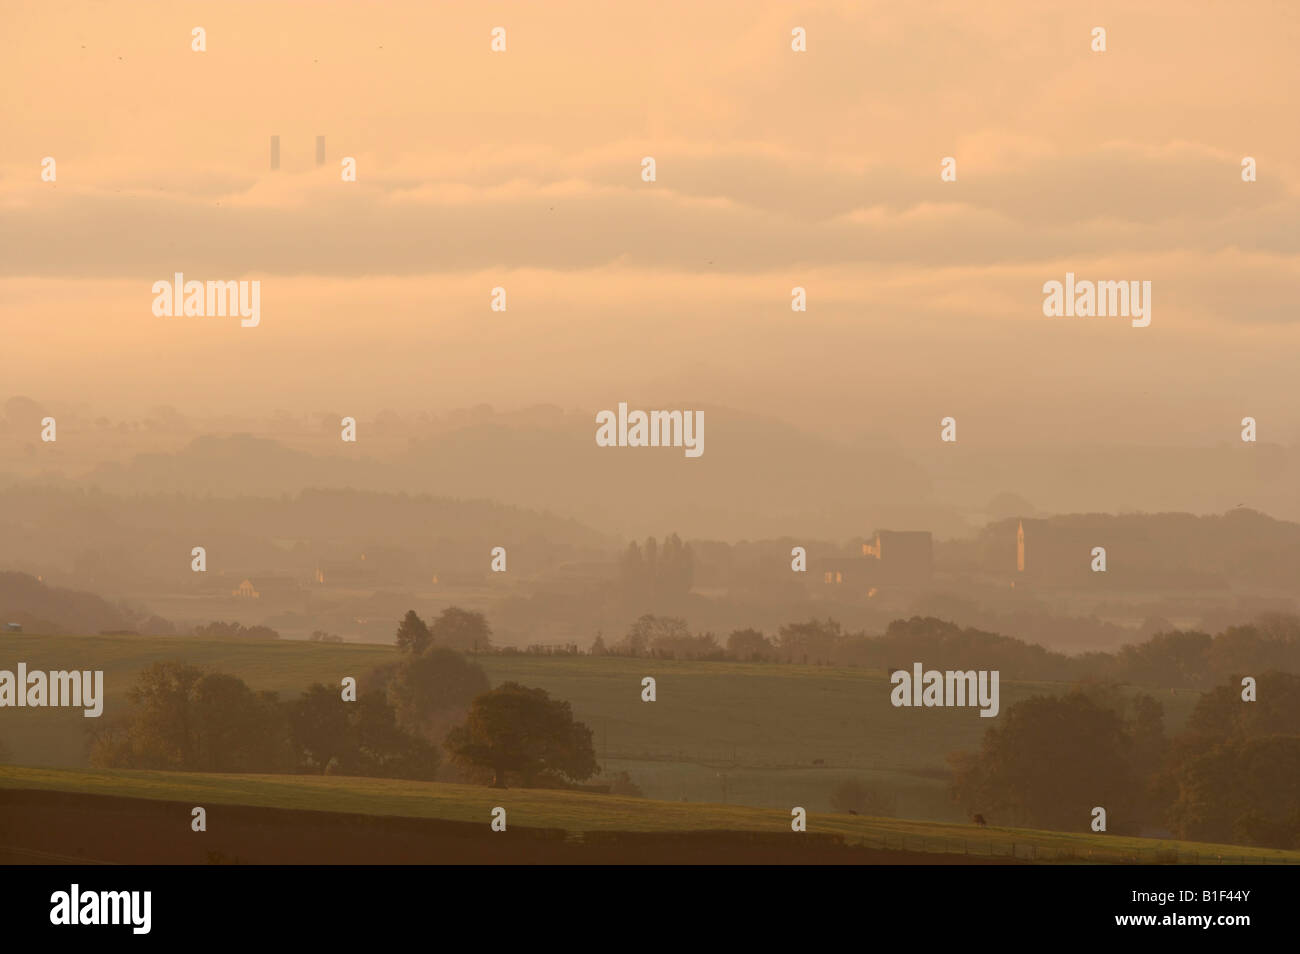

{"left": 2, "top": 0, "right": 1298, "bottom": 446}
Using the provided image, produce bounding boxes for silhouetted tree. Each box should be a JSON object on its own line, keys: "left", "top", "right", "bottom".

{"left": 727, "top": 628, "right": 774, "bottom": 660}
{"left": 777, "top": 618, "right": 843, "bottom": 664}
{"left": 430, "top": 607, "right": 492, "bottom": 652}
{"left": 351, "top": 690, "right": 440, "bottom": 780}
{"left": 1169, "top": 736, "right": 1300, "bottom": 848}
{"left": 1161, "top": 672, "right": 1300, "bottom": 847}
{"left": 619, "top": 542, "right": 643, "bottom": 597}
{"left": 288, "top": 683, "right": 352, "bottom": 773}
{"left": 445, "top": 682, "right": 597, "bottom": 788}
{"left": 192, "top": 672, "right": 283, "bottom": 772}
{"left": 949, "top": 692, "right": 1139, "bottom": 832}
{"left": 395, "top": 610, "right": 432, "bottom": 654}
{"left": 383, "top": 648, "right": 489, "bottom": 741}
{"left": 94, "top": 661, "right": 282, "bottom": 772}
{"left": 289, "top": 683, "right": 439, "bottom": 779}
{"left": 618, "top": 534, "right": 694, "bottom": 599}
{"left": 607, "top": 770, "right": 644, "bottom": 797}
{"left": 118, "top": 661, "right": 206, "bottom": 768}
{"left": 617, "top": 614, "right": 690, "bottom": 656}
{"left": 1114, "top": 630, "right": 1212, "bottom": 688}
{"left": 192, "top": 621, "right": 280, "bottom": 640}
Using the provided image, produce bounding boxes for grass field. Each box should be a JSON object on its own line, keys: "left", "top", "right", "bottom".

{"left": 1, "top": 764, "right": 1294, "bottom": 865}
{"left": 0, "top": 633, "right": 1203, "bottom": 820}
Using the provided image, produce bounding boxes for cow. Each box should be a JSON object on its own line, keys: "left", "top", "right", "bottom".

{"left": 973, "top": 813, "right": 987, "bottom": 827}
{"left": 812, "top": 758, "right": 825, "bottom": 766}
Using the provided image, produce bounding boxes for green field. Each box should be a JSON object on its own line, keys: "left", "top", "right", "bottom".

{"left": 1, "top": 764, "right": 1293, "bottom": 865}
{"left": 0, "top": 633, "right": 1202, "bottom": 821}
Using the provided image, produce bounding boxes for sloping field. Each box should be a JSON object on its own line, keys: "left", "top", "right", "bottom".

{"left": 2, "top": 765, "right": 1293, "bottom": 864}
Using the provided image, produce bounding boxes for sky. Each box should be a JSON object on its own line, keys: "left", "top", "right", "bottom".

{"left": 2, "top": 0, "right": 1298, "bottom": 447}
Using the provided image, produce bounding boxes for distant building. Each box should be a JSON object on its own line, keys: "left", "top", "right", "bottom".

{"left": 821, "top": 530, "right": 933, "bottom": 587}
{"left": 996, "top": 518, "right": 1106, "bottom": 584}
{"left": 229, "top": 575, "right": 308, "bottom": 612}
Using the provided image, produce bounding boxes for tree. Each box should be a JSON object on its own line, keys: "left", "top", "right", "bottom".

{"left": 607, "top": 771, "right": 644, "bottom": 797}
{"left": 1168, "top": 737, "right": 1300, "bottom": 848}
{"left": 445, "top": 682, "right": 597, "bottom": 788}
{"left": 1161, "top": 671, "right": 1300, "bottom": 846}
{"left": 352, "top": 690, "right": 440, "bottom": 780}
{"left": 643, "top": 537, "right": 658, "bottom": 587}
{"left": 660, "top": 630, "right": 720, "bottom": 659}
{"left": 121, "top": 661, "right": 206, "bottom": 768}
{"left": 727, "top": 628, "right": 773, "bottom": 661}
{"left": 618, "top": 542, "right": 644, "bottom": 598}
{"left": 617, "top": 614, "right": 690, "bottom": 656}
{"left": 192, "top": 672, "right": 283, "bottom": 772}
{"left": 619, "top": 535, "right": 694, "bottom": 599}
{"left": 1128, "top": 692, "right": 1168, "bottom": 768}
{"left": 191, "top": 621, "right": 280, "bottom": 640}
{"left": 99, "top": 661, "right": 283, "bottom": 772}
{"left": 777, "top": 618, "right": 843, "bottom": 664}
{"left": 949, "top": 692, "right": 1139, "bottom": 832}
{"left": 395, "top": 610, "right": 432, "bottom": 654}
{"left": 289, "top": 683, "right": 439, "bottom": 780}
{"left": 1114, "top": 630, "right": 1212, "bottom": 688}
{"left": 1182, "top": 671, "right": 1300, "bottom": 744}
{"left": 288, "top": 683, "right": 353, "bottom": 773}
{"left": 658, "top": 532, "right": 694, "bottom": 595}
{"left": 383, "top": 648, "right": 489, "bottom": 740}
{"left": 87, "top": 720, "right": 135, "bottom": 769}
{"left": 430, "top": 607, "right": 492, "bottom": 652}
{"left": 1207, "top": 617, "right": 1300, "bottom": 685}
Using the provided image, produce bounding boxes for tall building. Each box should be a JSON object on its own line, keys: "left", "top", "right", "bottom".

{"left": 1017, "top": 520, "right": 1025, "bottom": 572}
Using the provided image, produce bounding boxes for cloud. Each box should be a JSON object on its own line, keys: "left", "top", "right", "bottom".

{"left": 2, "top": 141, "right": 1296, "bottom": 283}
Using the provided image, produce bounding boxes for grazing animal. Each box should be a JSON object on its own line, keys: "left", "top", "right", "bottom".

{"left": 847, "top": 809, "right": 858, "bottom": 815}
{"left": 812, "top": 758, "right": 825, "bottom": 766}
{"left": 973, "top": 813, "right": 987, "bottom": 827}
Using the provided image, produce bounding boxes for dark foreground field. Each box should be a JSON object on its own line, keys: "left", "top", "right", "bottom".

{"left": 5, "top": 766, "right": 1296, "bottom": 864}
{"left": 0, "top": 788, "right": 1017, "bottom": 865}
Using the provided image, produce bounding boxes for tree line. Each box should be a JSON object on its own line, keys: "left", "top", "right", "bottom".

{"left": 581, "top": 612, "right": 1300, "bottom": 689}
{"left": 619, "top": 534, "right": 694, "bottom": 600}
{"left": 89, "top": 607, "right": 596, "bottom": 790}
